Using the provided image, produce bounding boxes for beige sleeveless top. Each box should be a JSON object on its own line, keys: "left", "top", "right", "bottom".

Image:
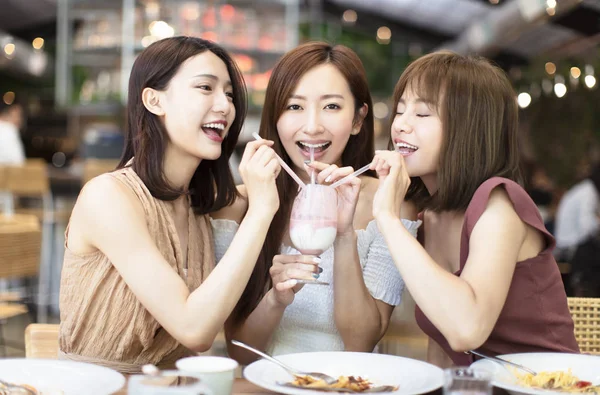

{"left": 58, "top": 166, "right": 215, "bottom": 374}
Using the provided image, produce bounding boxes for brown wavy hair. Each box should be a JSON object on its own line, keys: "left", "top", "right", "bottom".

{"left": 118, "top": 36, "right": 247, "bottom": 215}
{"left": 229, "top": 42, "right": 375, "bottom": 327}
{"left": 391, "top": 50, "right": 522, "bottom": 212}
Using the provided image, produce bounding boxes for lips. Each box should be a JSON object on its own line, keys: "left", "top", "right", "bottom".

{"left": 296, "top": 141, "right": 332, "bottom": 159}
{"left": 395, "top": 140, "right": 418, "bottom": 156}
{"left": 202, "top": 121, "right": 227, "bottom": 143}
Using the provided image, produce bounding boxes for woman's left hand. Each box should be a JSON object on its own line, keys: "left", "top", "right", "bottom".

{"left": 305, "top": 161, "right": 361, "bottom": 237}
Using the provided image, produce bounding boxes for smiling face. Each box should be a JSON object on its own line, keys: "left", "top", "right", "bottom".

{"left": 276, "top": 63, "right": 362, "bottom": 178}
{"left": 391, "top": 87, "right": 443, "bottom": 186}
{"left": 151, "top": 50, "right": 237, "bottom": 162}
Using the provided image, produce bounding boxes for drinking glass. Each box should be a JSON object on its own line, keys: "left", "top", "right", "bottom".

{"left": 289, "top": 184, "right": 337, "bottom": 285}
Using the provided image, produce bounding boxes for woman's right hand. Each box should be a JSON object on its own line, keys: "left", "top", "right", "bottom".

{"left": 268, "top": 254, "right": 321, "bottom": 306}
{"left": 239, "top": 139, "right": 281, "bottom": 216}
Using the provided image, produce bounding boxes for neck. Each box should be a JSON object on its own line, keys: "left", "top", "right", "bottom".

{"left": 163, "top": 144, "right": 201, "bottom": 192}
{"left": 421, "top": 174, "right": 438, "bottom": 195}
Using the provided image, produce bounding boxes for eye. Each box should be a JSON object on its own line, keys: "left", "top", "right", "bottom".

{"left": 396, "top": 112, "right": 404, "bottom": 116}
{"left": 197, "top": 85, "right": 212, "bottom": 91}
{"left": 225, "top": 91, "right": 234, "bottom": 100}
{"left": 417, "top": 114, "right": 430, "bottom": 118}
{"left": 324, "top": 103, "right": 340, "bottom": 110}
{"left": 287, "top": 104, "right": 302, "bottom": 111}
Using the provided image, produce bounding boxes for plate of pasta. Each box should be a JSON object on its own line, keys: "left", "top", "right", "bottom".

{"left": 244, "top": 351, "right": 443, "bottom": 395}
{"left": 471, "top": 352, "right": 600, "bottom": 394}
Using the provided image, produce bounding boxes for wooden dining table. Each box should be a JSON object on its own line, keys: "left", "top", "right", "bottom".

{"left": 112, "top": 377, "right": 514, "bottom": 395}
{"left": 113, "top": 378, "right": 278, "bottom": 395}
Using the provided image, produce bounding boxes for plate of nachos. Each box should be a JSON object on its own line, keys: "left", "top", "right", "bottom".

{"left": 243, "top": 352, "right": 443, "bottom": 395}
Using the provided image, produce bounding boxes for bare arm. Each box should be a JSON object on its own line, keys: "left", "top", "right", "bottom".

{"left": 333, "top": 233, "right": 393, "bottom": 351}
{"left": 71, "top": 141, "right": 280, "bottom": 352}
{"left": 310, "top": 164, "right": 394, "bottom": 352}
{"left": 372, "top": 151, "right": 532, "bottom": 351}
{"left": 377, "top": 190, "right": 526, "bottom": 351}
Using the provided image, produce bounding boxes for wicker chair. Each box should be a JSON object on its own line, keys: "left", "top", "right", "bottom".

{"left": 567, "top": 297, "right": 600, "bottom": 355}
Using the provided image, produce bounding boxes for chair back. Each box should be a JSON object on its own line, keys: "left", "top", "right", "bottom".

{"left": 25, "top": 323, "right": 60, "bottom": 359}
{"left": 568, "top": 297, "right": 600, "bottom": 355}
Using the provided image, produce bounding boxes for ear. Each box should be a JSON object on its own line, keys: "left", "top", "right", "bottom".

{"left": 141, "top": 87, "right": 165, "bottom": 116}
{"left": 351, "top": 103, "right": 369, "bottom": 135}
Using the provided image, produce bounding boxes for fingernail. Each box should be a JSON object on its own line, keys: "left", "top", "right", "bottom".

{"left": 313, "top": 257, "right": 322, "bottom": 264}
{"left": 304, "top": 160, "right": 311, "bottom": 164}
{"left": 325, "top": 176, "right": 332, "bottom": 182}
{"left": 288, "top": 279, "right": 298, "bottom": 287}
{"left": 312, "top": 273, "right": 320, "bottom": 279}
{"left": 318, "top": 267, "right": 323, "bottom": 273}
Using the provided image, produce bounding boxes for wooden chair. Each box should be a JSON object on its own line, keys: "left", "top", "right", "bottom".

{"left": 82, "top": 159, "right": 119, "bottom": 185}
{"left": 24, "top": 323, "right": 59, "bottom": 359}
{"left": 0, "top": 214, "right": 41, "bottom": 355}
{"left": 3, "top": 160, "right": 56, "bottom": 323}
{"left": 567, "top": 297, "right": 600, "bottom": 355}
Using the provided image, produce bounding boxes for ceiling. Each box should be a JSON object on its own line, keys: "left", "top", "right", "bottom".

{"left": 1, "top": 0, "right": 600, "bottom": 70}
{"left": 326, "top": 0, "right": 600, "bottom": 66}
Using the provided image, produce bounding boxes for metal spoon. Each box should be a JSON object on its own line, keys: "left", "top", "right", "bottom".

{"left": 231, "top": 340, "right": 338, "bottom": 384}
{"left": 466, "top": 350, "right": 537, "bottom": 376}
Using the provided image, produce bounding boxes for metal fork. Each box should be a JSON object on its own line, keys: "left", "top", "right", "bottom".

{"left": 231, "top": 340, "right": 338, "bottom": 384}
{"left": 466, "top": 350, "right": 537, "bottom": 376}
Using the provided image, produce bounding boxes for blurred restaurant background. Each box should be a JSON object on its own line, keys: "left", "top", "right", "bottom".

{"left": 0, "top": 0, "right": 599, "bottom": 360}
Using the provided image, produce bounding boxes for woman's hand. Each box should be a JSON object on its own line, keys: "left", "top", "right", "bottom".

{"left": 306, "top": 161, "right": 361, "bottom": 237}
{"left": 370, "top": 151, "right": 410, "bottom": 220}
{"left": 268, "top": 254, "right": 321, "bottom": 306}
{"left": 239, "top": 140, "right": 281, "bottom": 216}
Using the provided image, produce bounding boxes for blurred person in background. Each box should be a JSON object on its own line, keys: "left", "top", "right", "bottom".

{"left": 522, "top": 160, "right": 556, "bottom": 233}
{"left": 554, "top": 164, "right": 600, "bottom": 262}
{"left": 0, "top": 97, "right": 25, "bottom": 165}
{"left": 213, "top": 42, "right": 420, "bottom": 362}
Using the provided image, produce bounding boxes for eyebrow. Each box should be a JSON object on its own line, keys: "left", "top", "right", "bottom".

{"left": 398, "top": 98, "right": 432, "bottom": 105}
{"left": 290, "top": 94, "right": 345, "bottom": 100}
{"left": 192, "top": 74, "right": 232, "bottom": 86}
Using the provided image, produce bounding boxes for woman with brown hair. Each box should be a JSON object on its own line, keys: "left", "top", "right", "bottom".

{"left": 213, "top": 42, "right": 420, "bottom": 361}
{"left": 58, "top": 36, "right": 281, "bottom": 373}
{"left": 370, "top": 51, "right": 578, "bottom": 367}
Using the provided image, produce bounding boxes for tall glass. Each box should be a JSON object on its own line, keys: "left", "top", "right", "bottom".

{"left": 289, "top": 184, "right": 337, "bottom": 284}
{"left": 443, "top": 367, "right": 492, "bottom": 395}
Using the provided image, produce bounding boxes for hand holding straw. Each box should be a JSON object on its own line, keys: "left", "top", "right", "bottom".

{"left": 329, "top": 163, "right": 371, "bottom": 189}
{"left": 329, "top": 145, "right": 402, "bottom": 189}
{"left": 251, "top": 133, "right": 306, "bottom": 189}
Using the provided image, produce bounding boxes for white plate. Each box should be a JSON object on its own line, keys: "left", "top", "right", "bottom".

{"left": 244, "top": 351, "right": 443, "bottom": 395}
{"left": 471, "top": 352, "right": 600, "bottom": 395}
{"left": 0, "top": 358, "right": 126, "bottom": 395}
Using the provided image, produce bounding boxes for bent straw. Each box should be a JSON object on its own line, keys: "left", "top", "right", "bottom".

{"left": 251, "top": 133, "right": 306, "bottom": 189}
{"left": 330, "top": 145, "right": 401, "bottom": 189}
{"left": 329, "top": 163, "right": 371, "bottom": 189}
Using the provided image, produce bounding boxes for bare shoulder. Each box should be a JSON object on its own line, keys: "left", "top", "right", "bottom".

{"left": 210, "top": 184, "right": 248, "bottom": 224}
{"left": 68, "top": 174, "right": 145, "bottom": 253}
{"left": 476, "top": 187, "right": 527, "bottom": 239}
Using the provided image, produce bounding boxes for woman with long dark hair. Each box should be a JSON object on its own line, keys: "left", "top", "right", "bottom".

{"left": 58, "top": 37, "right": 281, "bottom": 373}
{"left": 213, "top": 42, "right": 419, "bottom": 362}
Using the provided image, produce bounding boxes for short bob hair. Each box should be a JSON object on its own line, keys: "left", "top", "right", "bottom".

{"left": 392, "top": 50, "right": 522, "bottom": 211}
{"left": 118, "top": 36, "right": 247, "bottom": 215}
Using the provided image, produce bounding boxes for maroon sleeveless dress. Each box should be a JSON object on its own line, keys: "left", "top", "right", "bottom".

{"left": 415, "top": 177, "right": 579, "bottom": 365}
